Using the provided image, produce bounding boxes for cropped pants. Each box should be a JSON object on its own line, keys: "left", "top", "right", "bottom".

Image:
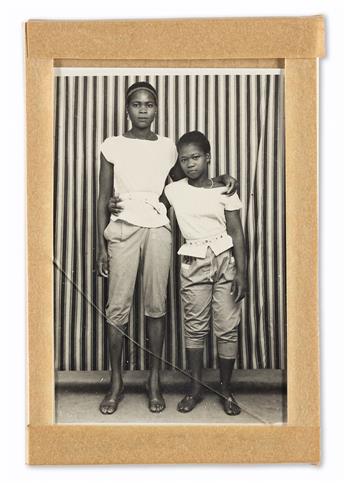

{"left": 180, "top": 248, "right": 241, "bottom": 359}
{"left": 104, "top": 220, "right": 172, "bottom": 327}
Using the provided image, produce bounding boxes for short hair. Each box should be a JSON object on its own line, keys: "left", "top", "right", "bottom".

{"left": 126, "top": 82, "right": 158, "bottom": 105}
{"left": 176, "top": 130, "right": 211, "bottom": 155}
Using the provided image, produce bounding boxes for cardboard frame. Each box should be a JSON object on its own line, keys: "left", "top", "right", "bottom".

{"left": 26, "top": 16, "right": 324, "bottom": 464}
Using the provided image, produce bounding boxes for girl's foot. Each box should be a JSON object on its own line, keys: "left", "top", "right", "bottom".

{"left": 146, "top": 379, "right": 166, "bottom": 413}
{"left": 223, "top": 393, "right": 241, "bottom": 416}
{"left": 177, "top": 393, "right": 203, "bottom": 413}
{"left": 99, "top": 385, "right": 124, "bottom": 415}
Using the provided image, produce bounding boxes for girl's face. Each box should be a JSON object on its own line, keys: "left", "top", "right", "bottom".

{"left": 126, "top": 90, "right": 157, "bottom": 129}
{"left": 178, "top": 143, "right": 210, "bottom": 179}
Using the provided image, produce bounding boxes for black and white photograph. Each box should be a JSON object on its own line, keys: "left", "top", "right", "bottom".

{"left": 53, "top": 67, "right": 286, "bottom": 424}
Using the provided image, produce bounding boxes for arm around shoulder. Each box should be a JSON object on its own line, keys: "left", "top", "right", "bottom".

{"left": 213, "top": 173, "right": 239, "bottom": 195}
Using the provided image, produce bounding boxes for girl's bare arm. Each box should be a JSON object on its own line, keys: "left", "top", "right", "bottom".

{"left": 97, "top": 153, "right": 113, "bottom": 276}
{"left": 225, "top": 210, "right": 247, "bottom": 302}
{"left": 169, "top": 160, "right": 239, "bottom": 194}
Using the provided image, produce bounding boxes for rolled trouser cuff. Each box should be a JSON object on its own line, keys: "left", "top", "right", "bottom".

{"left": 184, "top": 337, "right": 205, "bottom": 350}
{"left": 106, "top": 314, "right": 129, "bottom": 329}
{"left": 145, "top": 310, "right": 167, "bottom": 318}
{"left": 217, "top": 339, "right": 238, "bottom": 359}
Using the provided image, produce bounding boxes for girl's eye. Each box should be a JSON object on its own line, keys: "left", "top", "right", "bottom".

{"left": 192, "top": 155, "right": 200, "bottom": 160}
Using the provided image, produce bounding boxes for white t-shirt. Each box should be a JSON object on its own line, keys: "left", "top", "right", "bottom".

{"left": 164, "top": 178, "right": 243, "bottom": 258}
{"left": 100, "top": 134, "right": 177, "bottom": 227}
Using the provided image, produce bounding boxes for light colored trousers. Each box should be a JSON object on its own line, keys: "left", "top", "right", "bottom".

{"left": 180, "top": 248, "right": 241, "bottom": 359}
{"left": 104, "top": 220, "right": 172, "bottom": 327}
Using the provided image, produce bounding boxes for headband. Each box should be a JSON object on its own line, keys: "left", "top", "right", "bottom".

{"left": 126, "top": 86, "right": 158, "bottom": 103}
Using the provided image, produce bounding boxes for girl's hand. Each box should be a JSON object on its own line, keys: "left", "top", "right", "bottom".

{"left": 108, "top": 195, "right": 124, "bottom": 216}
{"left": 221, "top": 174, "right": 239, "bottom": 196}
{"left": 97, "top": 249, "right": 109, "bottom": 278}
{"left": 230, "top": 272, "right": 247, "bottom": 303}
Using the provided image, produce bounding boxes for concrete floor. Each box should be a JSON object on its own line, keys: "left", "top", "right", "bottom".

{"left": 55, "top": 369, "right": 287, "bottom": 425}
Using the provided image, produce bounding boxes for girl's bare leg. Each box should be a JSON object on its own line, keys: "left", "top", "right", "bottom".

{"left": 146, "top": 315, "right": 166, "bottom": 412}
{"left": 177, "top": 348, "right": 203, "bottom": 412}
{"left": 99, "top": 324, "right": 124, "bottom": 414}
{"left": 218, "top": 357, "right": 241, "bottom": 415}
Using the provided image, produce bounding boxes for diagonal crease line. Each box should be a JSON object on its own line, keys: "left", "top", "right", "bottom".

{"left": 53, "top": 259, "right": 265, "bottom": 422}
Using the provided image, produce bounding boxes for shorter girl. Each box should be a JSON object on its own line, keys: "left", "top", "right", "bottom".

{"left": 164, "top": 131, "right": 247, "bottom": 415}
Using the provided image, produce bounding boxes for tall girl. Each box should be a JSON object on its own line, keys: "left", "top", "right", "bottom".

{"left": 97, "top": 81, "right": 237, "bottom": 415}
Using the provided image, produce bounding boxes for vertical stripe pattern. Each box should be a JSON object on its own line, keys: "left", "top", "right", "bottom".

{"left": 54, "top": 73, "right": 286, "bottom": 370}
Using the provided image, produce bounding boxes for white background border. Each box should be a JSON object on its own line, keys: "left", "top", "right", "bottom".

{"left": 1, "top": 0, "right": 344, "bottom": 481}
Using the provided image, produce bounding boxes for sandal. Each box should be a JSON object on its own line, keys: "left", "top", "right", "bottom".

{"left": 223, "top": 393, "right": 241, "bottom": 416}
{"left": 99, "top": 386, "right": 124, "bottom": 415}
{"left": 177, "top": 393, "right": 203, "bottom": 413}
{"left": 145, "top": 382, "right": 166, "bottom": 413}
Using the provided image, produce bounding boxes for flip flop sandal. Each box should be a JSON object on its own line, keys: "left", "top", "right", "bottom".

{"left": 145, "top": 383, "right": 166, "bottom": 413}
{"left": 223, "top": 393, "right": 241, "bottom": 416}
{"left": 177, "top": 394, "right": 203, "bottom": 413}
{"left": 99, "top": 386, "right": 124, "bottom": 415}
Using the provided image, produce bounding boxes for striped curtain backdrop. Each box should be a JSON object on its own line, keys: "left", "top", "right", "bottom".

{"left": 54, "top": 70, "right": 286, "bottom": 371}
